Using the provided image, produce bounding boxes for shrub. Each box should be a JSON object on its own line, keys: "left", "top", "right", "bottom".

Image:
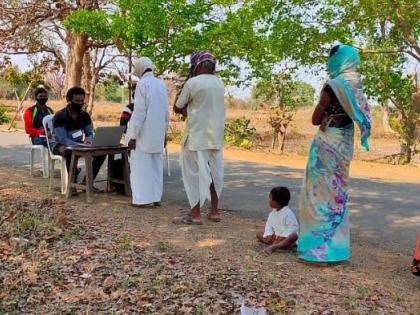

{"left": 224, "top": 117, "right": 256, "bottom": 149}
{"left": 0, "top": 106, "right": 11, "bottom": 124}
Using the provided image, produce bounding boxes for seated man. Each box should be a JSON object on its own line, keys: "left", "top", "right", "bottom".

{"left": 23, "top": 87, "right": 53, "bottom": 146}
{"left": 119, "top": 83, "right": 136, "bottom": 133}
{"left": 52, "top": 87, "right": 105, "bottom": 190}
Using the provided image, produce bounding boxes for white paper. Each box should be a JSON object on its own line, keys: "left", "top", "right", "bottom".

{"left": 240, "top": 303, "right": 267, "bottom": 315}
{"left": 72, "top": 130, "right": 83, "bottom": 139}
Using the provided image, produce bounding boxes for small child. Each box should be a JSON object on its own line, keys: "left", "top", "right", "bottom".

{"left": 256, "top": 186, "right": 299, "bottom": 255}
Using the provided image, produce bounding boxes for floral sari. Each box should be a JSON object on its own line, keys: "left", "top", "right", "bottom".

{"left": 298, "top": 45, "right": 371, "bottom": 262}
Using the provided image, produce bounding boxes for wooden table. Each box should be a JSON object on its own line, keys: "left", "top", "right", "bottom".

{"left": 65, "top": 146, "right": 131, "bottom": 203}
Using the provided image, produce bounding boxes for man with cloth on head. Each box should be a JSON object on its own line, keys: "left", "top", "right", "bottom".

{"left": 126, "top": 57, "right": 169, "bottom": 207}
{"left": 173, "top": 51, "right": 226, "bottom": 225}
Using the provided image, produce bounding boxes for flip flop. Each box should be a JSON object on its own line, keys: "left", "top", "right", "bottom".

{"left": 172, "top": 215, "right": 202, "bottom": 225}
{"left": 411, "top": 260, "right": 420, "bottom": 277}
{"left": 206, "top": 213, "right": 221, "bottom": 222}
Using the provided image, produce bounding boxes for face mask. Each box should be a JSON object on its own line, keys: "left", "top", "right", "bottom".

{"left": 36, "top": 98, "right": 48, "bottom": 106}
{"left": 71, "top": 102, "right": 83, "bottom": 112}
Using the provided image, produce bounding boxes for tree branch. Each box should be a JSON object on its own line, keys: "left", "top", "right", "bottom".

{"left": 390, "top": 0, "right": 420, "bottom": 61}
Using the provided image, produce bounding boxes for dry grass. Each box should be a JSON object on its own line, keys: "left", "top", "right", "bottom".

{"left": 1, "top": 99, "right": 402, "bottom": 162}
{"left": 1, "top": 166, "right": 419, "bottom": 314}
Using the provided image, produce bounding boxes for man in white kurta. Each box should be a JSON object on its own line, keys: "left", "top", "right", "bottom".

{"left": 173, "top": 51, "right": 225, "bottom": 224}
{"left": 126, "top": 57, "right": 169, "bottom": 206}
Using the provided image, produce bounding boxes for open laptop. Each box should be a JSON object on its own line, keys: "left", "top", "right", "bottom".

{"left": 83, "top": 126, "right": 125, "bottom": 148}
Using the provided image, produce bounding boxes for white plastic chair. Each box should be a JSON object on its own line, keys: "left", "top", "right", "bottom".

{"left": 22, "top": 112, "right": 49, "bottom": 178}
{"left": 42, "top": 114, "right": 68, "bottom": 194}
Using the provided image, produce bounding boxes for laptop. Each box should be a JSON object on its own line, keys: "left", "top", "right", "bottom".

{"left": 84, "top": 126, "right": 125, "bottom": 148}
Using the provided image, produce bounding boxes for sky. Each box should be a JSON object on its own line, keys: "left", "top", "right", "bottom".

{"left": 9, "top": 54, "right": 326, "bottom": 101}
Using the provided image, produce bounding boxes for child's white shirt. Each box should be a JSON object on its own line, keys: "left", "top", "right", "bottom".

{"left": 263, "top": 206, "right": 299, "bottom": 238}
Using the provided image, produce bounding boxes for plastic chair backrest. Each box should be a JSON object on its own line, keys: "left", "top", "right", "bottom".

{"left": 42, "top": 114, "right": 55, "bottom": 154}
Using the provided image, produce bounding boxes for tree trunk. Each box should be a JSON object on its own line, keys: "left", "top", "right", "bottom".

{"left": 87, "top": 71, "right": 98, "bottom": 115}
{"left": 279, "top": 125, "right": 288, "bottom": 153}
{"left": 399, "top": 116, "right": 417, "bottom": 164}
{"left": 271, "top": 130, "right": 278, "bottom": 149}
{"left": 82, "top": 50, "right": 92, "bottom": 110}
{"left": 400, "top": 143, "right": 413, "bottom": 164}
{"left": 381, "top": 100, "right": 392, "bottom": 132}
{"left": 63, "top": 31, "right": 88, "bottom": 94}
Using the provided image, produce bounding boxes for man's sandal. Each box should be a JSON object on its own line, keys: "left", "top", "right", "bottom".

{"left": 411, "top": 260, "right": 420, "bottom": 277}
{"left": 172, "top": 215, "right": 202, "bottom": 225}
{"left": 206, "top": 213, "right": 221, "bottom": 222}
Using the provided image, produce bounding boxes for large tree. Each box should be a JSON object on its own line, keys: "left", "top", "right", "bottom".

{"left": 248, "top": 0, "right": 420, "bottom": 162}
{"left": 0, "top": 0, "right": 110, "bottom": 94}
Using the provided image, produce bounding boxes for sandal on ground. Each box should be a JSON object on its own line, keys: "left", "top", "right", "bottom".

{"left": 411, "top": 260, "right": 420, "bottom": 277}
{"left": 206, "top": 213, "right": 221, "bottom": 222}
{"left": 131, "top": 203, "right": 153, "bottom": 208}
{"left": 172, "top": 215, "right": 202, "bottom": 225}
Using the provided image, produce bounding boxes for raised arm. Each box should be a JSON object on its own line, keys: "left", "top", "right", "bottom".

{"left": 173, "top": 81, "right": 190, "bottom": 114}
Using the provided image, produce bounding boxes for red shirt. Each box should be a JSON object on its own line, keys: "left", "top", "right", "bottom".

{"left": 23, "top": 104, "right": 53, "bottom": 137}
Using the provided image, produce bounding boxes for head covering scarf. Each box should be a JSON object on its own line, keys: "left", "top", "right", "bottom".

{"left": 190, "top": 51, "right": 216, "bottom": 74}
{"left": 133, "top": 57, "right": 155, "bottom": 78}
{"left": 326, "top": 45, "right": 371, "bottom": 151}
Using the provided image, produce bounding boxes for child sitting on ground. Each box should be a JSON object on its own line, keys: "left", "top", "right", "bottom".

{"left": 256, "top": 186, "right": 299, "bottom": 255}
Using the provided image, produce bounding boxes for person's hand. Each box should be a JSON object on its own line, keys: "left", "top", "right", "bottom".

{"left": 128, "top": 139, "right": 136, "bottom": 150}
{"left": 84, "top": 139, "right": 92, "bottom": 145}
{"left": 46, "top": 131, "right": 52, "bottom": 139}
{"left": 181, "top": 107, "right": 188, "bottom": 118}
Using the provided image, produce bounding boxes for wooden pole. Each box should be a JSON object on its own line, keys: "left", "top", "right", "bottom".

{"left": 128, "top": 47, "right": 133, "bottom": 105}
{"left": 8, "top": 82, "right": 32, "bottom": 130}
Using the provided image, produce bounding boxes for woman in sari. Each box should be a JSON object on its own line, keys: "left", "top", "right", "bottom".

{"left": 412, "top": 230, "right": 420, "bottom": 276}
{"left": 297, "top": 45, "right": 371, "bottom": 264}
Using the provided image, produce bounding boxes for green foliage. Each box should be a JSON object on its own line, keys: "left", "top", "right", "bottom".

{"left": 253, "top": 74, "right": 315, "bottom": 109}
{"left": 225, "top": 117, "right": 256, "bottom": 149}
{"left": 97, "top": 76, "right": 124, "bottom": 103}
{"left": 0, "top": 107, "right": 11, "bottom": 124}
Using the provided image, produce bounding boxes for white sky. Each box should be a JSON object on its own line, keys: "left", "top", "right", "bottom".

{"left": 9, "top": 54, "right": 326, "bottom": 100}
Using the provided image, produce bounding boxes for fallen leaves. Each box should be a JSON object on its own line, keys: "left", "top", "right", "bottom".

{"left": 1, "top": 180, "right": 419, "bottom": 315}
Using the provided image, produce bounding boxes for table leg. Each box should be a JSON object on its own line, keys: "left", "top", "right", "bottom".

{"left": 122, "top": 152, "right": 131, "bottom": 196}
{"left": 107, "top": 154, "right": 114, "bottom": 193}
{"left": 66, "top": 153, "right": 77, "bottom": 199}
{"left": 85, "top": 155, "right": 94, "bottom": 203}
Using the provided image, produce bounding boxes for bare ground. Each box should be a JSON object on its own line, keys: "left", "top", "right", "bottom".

{"left": 1, "top": 166, "right": 419, "bottom": 315}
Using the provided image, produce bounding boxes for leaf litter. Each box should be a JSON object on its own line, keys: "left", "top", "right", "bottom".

{"left": 0, "top": 169, "right": 419, "bottom": 314}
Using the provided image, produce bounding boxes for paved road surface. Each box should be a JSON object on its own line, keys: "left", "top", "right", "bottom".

{"left": 1, "top": 131, "right": 419, "bottom": 254}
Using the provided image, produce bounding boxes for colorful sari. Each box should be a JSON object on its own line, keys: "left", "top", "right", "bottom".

{"left": 412, "top": 230, "right": 420, "bottom": 276}
{"left": 298, "top": 45, "right": 371, "bottom": 262}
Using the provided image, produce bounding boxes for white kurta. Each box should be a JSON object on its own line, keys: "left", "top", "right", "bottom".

{"left": 126, "top": 72, "right": 169, "bottom": 205}
{"left": 175, "top": 74, "right": 225, "bottom": 208}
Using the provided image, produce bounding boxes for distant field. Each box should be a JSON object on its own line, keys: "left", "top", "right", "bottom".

{"left": 1, "top": 99, "right": 403, "bottom": 163}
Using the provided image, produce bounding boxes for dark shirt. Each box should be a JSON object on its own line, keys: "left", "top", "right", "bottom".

{"left": 53, "top": 105, "right": 94, "bottom": 147}
{"left": 324, "top": 84, "right": 349, "bottom": 116}
{"left": 119, "top": 103, "right": 134, "bottom": 133}
{"left": 323, "top": 84, "right": 352, "bottom": 127}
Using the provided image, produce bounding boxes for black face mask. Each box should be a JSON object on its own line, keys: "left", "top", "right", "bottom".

{"left": 70, "top": 102, "right": 84, "bottom": 112}
{"left": 36, "top": 98, "right": 48, "bottom": 106}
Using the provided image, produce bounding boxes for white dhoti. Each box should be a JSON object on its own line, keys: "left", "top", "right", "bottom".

{"left": 130, "top": 148, "right": 164, "bottom": 205}
{"left": 180, "top": 146, "right": 223, "bottom": 208}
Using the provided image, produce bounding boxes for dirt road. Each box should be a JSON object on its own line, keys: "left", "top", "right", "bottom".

{"left": 1, "top": 131, "right": 419, "bottom": 254}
